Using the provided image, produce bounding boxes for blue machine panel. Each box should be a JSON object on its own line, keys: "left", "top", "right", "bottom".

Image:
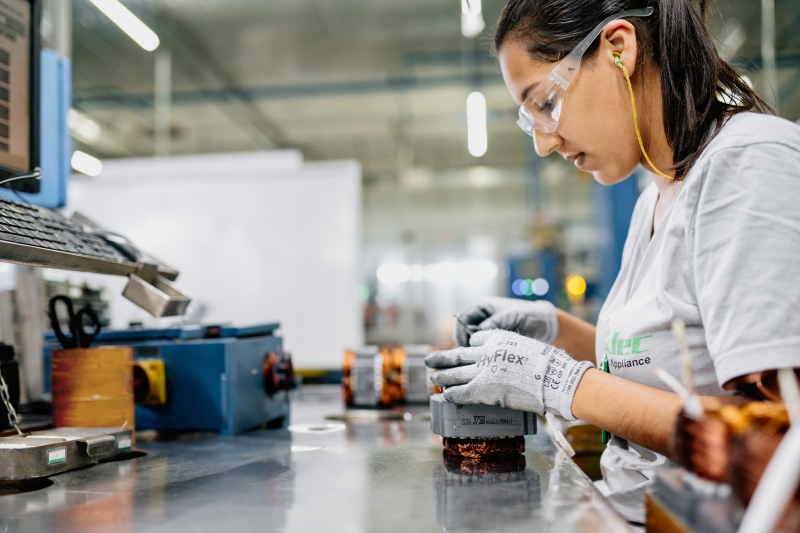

{"left": 43, "top": 324, "right": 291, "bottom": 435}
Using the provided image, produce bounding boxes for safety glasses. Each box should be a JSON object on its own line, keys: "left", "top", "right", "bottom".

{"left": 516, "top": 7, "right": 653, "bottom": 135}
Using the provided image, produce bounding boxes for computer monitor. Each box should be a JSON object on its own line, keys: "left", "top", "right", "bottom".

{"left": 0, "top": 0, "right": 39, "bottom": 194}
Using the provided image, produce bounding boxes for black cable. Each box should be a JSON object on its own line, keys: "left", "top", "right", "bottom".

{"left": 11, "top": 189, "right": 31, "bottom": 206}
{"left": 0, "top": 168, "right": 42, "bottom": 206}
{"left": 0, "top": 167, "right": 42, "bottom": 187}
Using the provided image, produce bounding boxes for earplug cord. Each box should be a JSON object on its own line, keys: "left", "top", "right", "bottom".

{"left": 613, "top": 52, "right": 676, "bottom": 181}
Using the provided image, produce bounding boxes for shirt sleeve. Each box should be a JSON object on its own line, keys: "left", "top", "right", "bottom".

{"left": 688, "top": 139, "right": 800, "bottom": 386}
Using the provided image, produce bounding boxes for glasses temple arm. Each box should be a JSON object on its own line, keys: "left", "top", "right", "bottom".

{"left": 550, "top": 7, "right": 654, "bottom": 90}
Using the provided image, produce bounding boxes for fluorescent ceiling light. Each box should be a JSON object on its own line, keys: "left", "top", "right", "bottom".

{"left": 67, "top": 109, "right": 101, "bottom": 142}
{"left": 424, "top": 262, "right": 459, "bottom": 284}
{"left": 89, "top": 0, "right": 160, "bottom": 52}
{"left": 423, "top": 261, "right": 497, "bottom": 285}
{"left": 467, "top": 91, "right": 487, "bottom": 158}
{"left": 461, "top": 0, "right": 485, "bottom": 38}
{"left": 71, "top": 151, "right": 103, "bottom": 177}
{"left": 377, "top": 264, "right": 411, "bottom": 284}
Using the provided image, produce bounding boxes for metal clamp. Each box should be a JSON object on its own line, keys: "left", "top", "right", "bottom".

{"left": 122, "top": 268, "right": 191, "bottom": 318}
{"left": 78, "top": 434, "right": 117, "bottom": 457}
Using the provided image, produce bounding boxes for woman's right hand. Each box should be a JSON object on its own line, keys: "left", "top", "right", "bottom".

{"left": 453, "top": 296, "right": 559, "bottom": 347}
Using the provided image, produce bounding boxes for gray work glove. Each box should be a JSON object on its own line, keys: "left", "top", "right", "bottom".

{"left": 453, "top": 296, "right": 559, "bottom": 347}
{"left": 426, "top": 329, "right": 593, "bottom": 421}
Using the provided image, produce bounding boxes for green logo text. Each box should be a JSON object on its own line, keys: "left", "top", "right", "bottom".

{"left": 606, "top": 332, "right": 651, "bottom": 356}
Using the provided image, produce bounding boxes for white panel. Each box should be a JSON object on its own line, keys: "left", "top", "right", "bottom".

{"left": 63, "top": 151, "right": 362, "bottom": 369}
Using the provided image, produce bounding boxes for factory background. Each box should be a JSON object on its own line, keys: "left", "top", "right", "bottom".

{"left": 17, "top": 0, "right": 799, "bottom": 371}
{"left": 0, "top": 1, "right": 798, "bottom": 532}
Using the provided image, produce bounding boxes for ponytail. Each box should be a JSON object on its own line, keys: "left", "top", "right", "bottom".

{"left": 494, "top": 0, "right": 772, "bottom": 179}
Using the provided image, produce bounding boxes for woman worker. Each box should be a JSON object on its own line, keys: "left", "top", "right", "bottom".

{"left": 425, "top": 0, "right": 800, "bottom": 524}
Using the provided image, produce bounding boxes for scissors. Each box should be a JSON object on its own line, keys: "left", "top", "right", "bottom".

{"left": 48, "top": 295, "right": 102, "bottom": 349}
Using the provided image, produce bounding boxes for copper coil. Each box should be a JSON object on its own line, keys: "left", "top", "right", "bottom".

{"left": 443, "top": 436, "right": 525, "bottom": 460}
{"left": 674, "top": 413, "right": 731, "bottom": 482}
{"left": 342, "top": 350, "right": 355, "bottom": 406}
{"left": 51, "top": 347, "right": 134, "bottom": 431}
{"left": 728, "top": 428, "right": 800, "bottom": 531}
{"left": 672, "top": 402, "right": 789, "bottom": 484}
{"left": 729, "top": 429, "right": 787, "bottom": 506}
{"left": 341, "top": 347, "right": 405, "bottom": 406}
{"left": 443, "top": 452, "right": 527, "bottom": 474}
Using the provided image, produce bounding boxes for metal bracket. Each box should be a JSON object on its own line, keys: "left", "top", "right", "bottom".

{"left": 122, "top": 268, "right": 191, "bottom": 318}
{"left": 78, "top": 434, "right": 116, "bottom": 457}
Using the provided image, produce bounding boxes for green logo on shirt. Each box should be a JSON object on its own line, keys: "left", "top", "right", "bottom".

{"left": 606, "top": 332, "right": 651, "bottom": 356}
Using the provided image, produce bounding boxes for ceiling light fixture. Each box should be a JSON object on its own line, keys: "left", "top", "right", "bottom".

{"left": 67, "top": 109, "right": 102, "bottom": 142}
{"left": 89, "top": 0, "right": 160, "bottom": 52}
{"left": 467, "top": 91, "right": 487, "bottom": 158}
{"left": 71, "top": 151, "right": 103, "bottom": 177}
{"left": 461, "top": 0, "right": 485, "bottom": 38}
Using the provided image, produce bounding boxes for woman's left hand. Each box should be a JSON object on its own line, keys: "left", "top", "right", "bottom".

{"left": 425, "top": 330, "right": 594, "bottom": 421}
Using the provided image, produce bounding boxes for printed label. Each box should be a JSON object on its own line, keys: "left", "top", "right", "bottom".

{"left": 460, "top": 416, "right": 513, "bottom": 426}
{"left": 117, "top": 437, "right": 132, "bottom": 451}
{"left": 47, "top": 447, "right": 67, "bottom": 466}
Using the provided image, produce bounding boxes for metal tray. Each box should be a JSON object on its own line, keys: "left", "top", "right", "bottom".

{"left": 0, "top": 427, "right": 134, "bottom": 481}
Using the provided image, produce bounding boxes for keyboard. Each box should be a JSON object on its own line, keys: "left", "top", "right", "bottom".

{"left": 0, "top": 197, "right": 138, "bottom": 275}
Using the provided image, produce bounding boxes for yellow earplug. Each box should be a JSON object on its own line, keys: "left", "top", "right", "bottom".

{"left": 613, "top": 52, "right": 676, "bottom": 181}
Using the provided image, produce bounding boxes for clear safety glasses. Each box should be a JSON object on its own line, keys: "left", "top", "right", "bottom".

{"left": 516, "top": 6, "right": 653, "bottom": 135}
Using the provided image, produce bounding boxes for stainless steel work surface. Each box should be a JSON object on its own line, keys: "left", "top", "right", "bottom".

{"left": 0, "top": 386, "right": 633, "bottom": 532}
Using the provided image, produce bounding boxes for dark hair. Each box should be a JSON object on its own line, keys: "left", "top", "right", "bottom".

{"left": 494, "top": 0, "right": 772, "bottom": 179}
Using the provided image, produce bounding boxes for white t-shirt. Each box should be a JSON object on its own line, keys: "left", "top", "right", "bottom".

{"left": 592, "top": 112, "right": 800, "bottom": 523}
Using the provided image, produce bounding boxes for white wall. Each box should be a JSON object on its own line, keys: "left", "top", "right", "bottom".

{"left": 60, "top": 150, "right": 363, "bottom": 369}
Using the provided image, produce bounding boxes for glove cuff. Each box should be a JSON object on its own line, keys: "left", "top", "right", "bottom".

{"left": 543, "top": 354, "right": 594, "bottom": 422}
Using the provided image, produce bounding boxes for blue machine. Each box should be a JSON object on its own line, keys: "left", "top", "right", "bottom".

{"left": 44, "top": 323, "right": 293, "bottom": 435}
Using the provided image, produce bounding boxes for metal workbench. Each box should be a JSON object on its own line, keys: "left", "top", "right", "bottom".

{"left": 0, "top": 386, "right": 633, "bottom": 532}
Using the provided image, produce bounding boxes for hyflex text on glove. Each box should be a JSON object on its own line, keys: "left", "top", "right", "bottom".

{"left": 426, "top": 329, "right": 593, "bottom": 421}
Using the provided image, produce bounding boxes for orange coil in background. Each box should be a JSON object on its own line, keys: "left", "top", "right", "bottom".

{"left": 380, "top": 347, "right": 405, "bottom": 405}
{"left": 673, "top": 401, "right": 790, "bottom": 483}
{"left": 51, "top": 347, "right": 135, "bottom": 435}
{"left": 342, "top": 347, "right": 406, "bottom": 406}
{"left": 342, "top": 349, "right": 356, "bottom": 406}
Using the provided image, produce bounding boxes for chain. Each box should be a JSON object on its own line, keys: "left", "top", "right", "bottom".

{"left": 0, "top": 368, "right": 23, "bottom": 436}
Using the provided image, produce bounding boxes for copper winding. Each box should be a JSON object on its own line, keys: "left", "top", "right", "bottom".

{"left": 728, "top": 427, "right": 800, "bottom": 530}
{"left": 341, "top": 347, "right": 415, "bottom": 406}
{"left": 728, "top": 428, "right": 786, "bottom": 505}
{"left": 443, "top": 436, "right": 526, "bottom": 459}
{"left": 673, "top": 402, "right": 790, "bottom": 483}
{"left": 342, "top": 350, "right": 355, "bottom": 406}
{"left": 51, "top": 347, "right": 135, "bottom": 431}
{"left": 673, "top": 399, "right": 800, "bottom": 529}
{"left": 674, "top": 412, "right": 731, "bottom": 482}
{"left": 380, "top": 347, "right": 405, "bottom": 405}
{"left": 443, "top": 451, "right": 527, "bottom": 474}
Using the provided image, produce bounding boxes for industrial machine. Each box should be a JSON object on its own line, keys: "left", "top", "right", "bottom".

{"left": 44, "top": 323, "right": 294, "bottom": 435}
{"left": 342, "top": 345, "right": 436, "bottom": 407}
